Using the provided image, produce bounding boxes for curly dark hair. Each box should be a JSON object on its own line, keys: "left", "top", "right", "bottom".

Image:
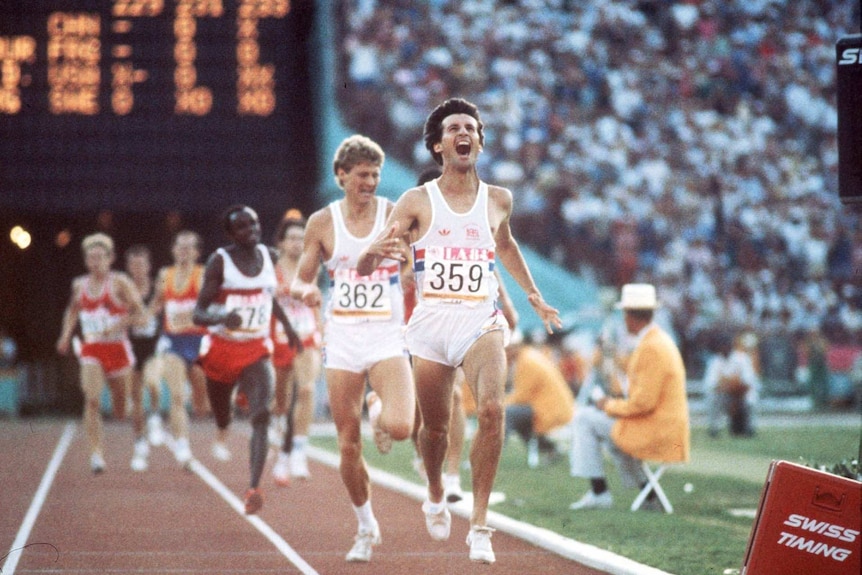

{"left": 423, "top": 98, "right": 484, "bottom": 166}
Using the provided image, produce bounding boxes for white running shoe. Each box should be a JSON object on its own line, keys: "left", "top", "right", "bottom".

{"left": 467, "top": 526, "right": 496, "bottom": 564}
{"left": 422, "top": 500, "right": 451, "bottom": 541}
{"left": 569, "top": 490, "right": 613, "bottom": 510}
{"left": 173, "top": 437, "right": 193, "bottom": 467}
{"left": 211, "top": 441, "right": 231, "bottom": 462}
{"left": 443, "top": 473, "right": 464, "bottom": 503}
{"left": 289, "top": 450, "right": 311, "bottom": 480}
{"left": 90, "top": 452, "right": 106, "bottom": 474}
{"left": 272, "top": 452, "right": 291, "bottom": 487}
{"left": 366, "top": 391, "right": 392, "bottom": 454}
{"left": 147, "top": 413, "right": 165, "bottom": 446}
{"left": 130, "top": 439, "right": 149, "bottom": 472}
{"left": 345, "top": 523, "right": 381, "bottom": 563}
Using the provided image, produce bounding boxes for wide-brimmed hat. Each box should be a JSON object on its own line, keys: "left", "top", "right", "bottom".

{"left": 615, "top": 283, "right": 659, "bottom": 310}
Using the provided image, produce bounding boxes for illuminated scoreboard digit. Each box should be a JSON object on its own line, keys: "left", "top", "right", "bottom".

{"left": 0, "top": 0, "right": 317, "bottom": 215}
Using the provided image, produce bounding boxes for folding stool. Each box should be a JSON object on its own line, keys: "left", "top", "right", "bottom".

{"left": 630, "top": 461, "right": 674, "bottom": 513}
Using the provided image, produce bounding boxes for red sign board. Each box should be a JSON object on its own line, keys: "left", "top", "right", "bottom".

{"left": 742, "top": 460, "right": 861, "bottom": 574}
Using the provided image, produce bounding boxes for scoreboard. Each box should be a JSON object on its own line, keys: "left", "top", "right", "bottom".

{"left": 0, "top": 0, "right": 318, "bottom": 215}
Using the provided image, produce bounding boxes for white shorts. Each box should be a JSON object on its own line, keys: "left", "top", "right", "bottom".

{"left": 406, "top": 303, "right": 506, "bottom": 367}
{"left": 322, "top": 320, "right": 408, "bottom": 374}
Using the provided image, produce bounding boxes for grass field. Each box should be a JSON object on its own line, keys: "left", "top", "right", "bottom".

{"left": 312, "top": 420, "right": 860, "bottom": 575}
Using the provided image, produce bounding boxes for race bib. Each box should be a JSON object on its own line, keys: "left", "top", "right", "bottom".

{"left": 331, "top": 267, "right": 393, "bottom": 324}
{"left": 164, "top": 299, "right": 197, "bottom": 333}
{"left": 79, "top": 308, "right": 123, "bottom": 342}
{"left": 421, "top": 246, "right": 491, "bottom": 305}
{"left": 224, "top": 292, "right": 272, "bottom": 336}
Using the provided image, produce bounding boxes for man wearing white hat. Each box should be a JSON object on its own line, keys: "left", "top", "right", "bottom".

{"left": 569, "top": 283, "right": 690, "bottom": 511}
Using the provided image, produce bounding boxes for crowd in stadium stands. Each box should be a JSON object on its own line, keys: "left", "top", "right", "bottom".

{"left": 335, "top": 0, "right": 861, "bottom": 400}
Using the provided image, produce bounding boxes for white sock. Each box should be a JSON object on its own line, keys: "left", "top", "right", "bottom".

{"left": 353, "top": 500, "right": 376, "bottom": 532}
{"left": 424, "top": 499, "right": 446, "bottom": 514}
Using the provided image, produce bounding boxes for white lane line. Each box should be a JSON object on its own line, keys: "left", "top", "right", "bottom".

{"left": 2, "top": 422, "right": 75, "bottom": 575}
{"left": 187, "top": 458, "right": 319, "bottom": 575}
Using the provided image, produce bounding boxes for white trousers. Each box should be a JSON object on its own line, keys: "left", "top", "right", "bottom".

{"left": 568, "top": 405, "right": 646, "bottom": 489}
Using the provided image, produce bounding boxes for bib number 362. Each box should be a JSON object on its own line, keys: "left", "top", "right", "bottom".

{"left": 332, "top": 268, "right": 393, "bottom": 323}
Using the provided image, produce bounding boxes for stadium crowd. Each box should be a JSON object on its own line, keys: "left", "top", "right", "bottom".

{"left": 335, "top": 0, "right": 861, "bottom": 395}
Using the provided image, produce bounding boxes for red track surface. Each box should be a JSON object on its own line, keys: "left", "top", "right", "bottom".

{"left": 1, "top": 418, "right": 608, "bottom": 575}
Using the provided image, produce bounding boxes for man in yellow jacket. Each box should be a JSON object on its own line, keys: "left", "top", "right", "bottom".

{"left": 569, "top": 284, "right": 689, "bottom": 511}
{"left": 504, "top": 329, "right": 575, "bottom": 467}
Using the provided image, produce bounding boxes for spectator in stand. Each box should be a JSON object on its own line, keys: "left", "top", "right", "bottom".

{"left": 334, "top": 0, "right": 860, "bottom": 369}
{"left": 703, "top": 330, "right": 760, "bottom": 438}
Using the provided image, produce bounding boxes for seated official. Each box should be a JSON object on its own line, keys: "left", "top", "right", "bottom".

{"left": 569, "top": 284, "right": 690, "bottom": 511}
{"left": 504, "top": 329, "right": 575, "bottom": 466}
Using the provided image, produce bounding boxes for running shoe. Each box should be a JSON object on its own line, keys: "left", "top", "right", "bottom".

{"left": 147, "top": 413, "right": 165, "bottom": 446}
{"left": 466, "top": 526, "right": 496, "bottom": 564}
{"left": 365, "top": 391, "right": 392, "bottom": 454}
{"left": 272, "top": 452, "right": 291, "bottom": 487}
{"left": 345, "top": 523, "right": 381, "bottom": 563}
{"left": 173, "top": 437, "right": 193, "bottom": 468}
{"left": 130, "top": 438, "right": 149, "bottom": 472}
{"left": 90, "top": 452, "right": 106, "bottom": 474}
{"left": 422, "top": 500, "right": 451, "bottom": 541}
{"left": 211, "top": 441, "right": 231, "bottom": 462}
{"left": 244, "top": 488, "right": 264, "bottom": 514}
{"left": 289, "top": 450, "right": 311, "bottom": 480}
{"left": 568, "top": 490, "right": 613, "bottom": 510}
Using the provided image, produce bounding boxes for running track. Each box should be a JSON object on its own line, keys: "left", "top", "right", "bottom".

{"left": 0, "top": 418, "right": 622, "bottom": 575}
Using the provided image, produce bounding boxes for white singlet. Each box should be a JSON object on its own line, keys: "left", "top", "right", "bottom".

{"left": 322, "top": 197, "right": 407, "bottom": 373}
{"left": 406, "top": 179, "right": 506, "bottom": 367}
{"left": 208, "top": 244, "right": 277, "bottom": 342}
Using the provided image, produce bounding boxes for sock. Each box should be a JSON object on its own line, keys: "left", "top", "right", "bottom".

{"left": 590, "top": 478, "right": 608, "bottom": 495}
{"left": 424, "top": 499, "right": 447, "bottom": 514}
{"left": 353, "top": 500, "right": 376, "bottom": 533}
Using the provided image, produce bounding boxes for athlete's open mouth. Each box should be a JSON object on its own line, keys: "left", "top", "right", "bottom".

{"left": 456, "top": 142, "right": 471, "bottom": 155}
